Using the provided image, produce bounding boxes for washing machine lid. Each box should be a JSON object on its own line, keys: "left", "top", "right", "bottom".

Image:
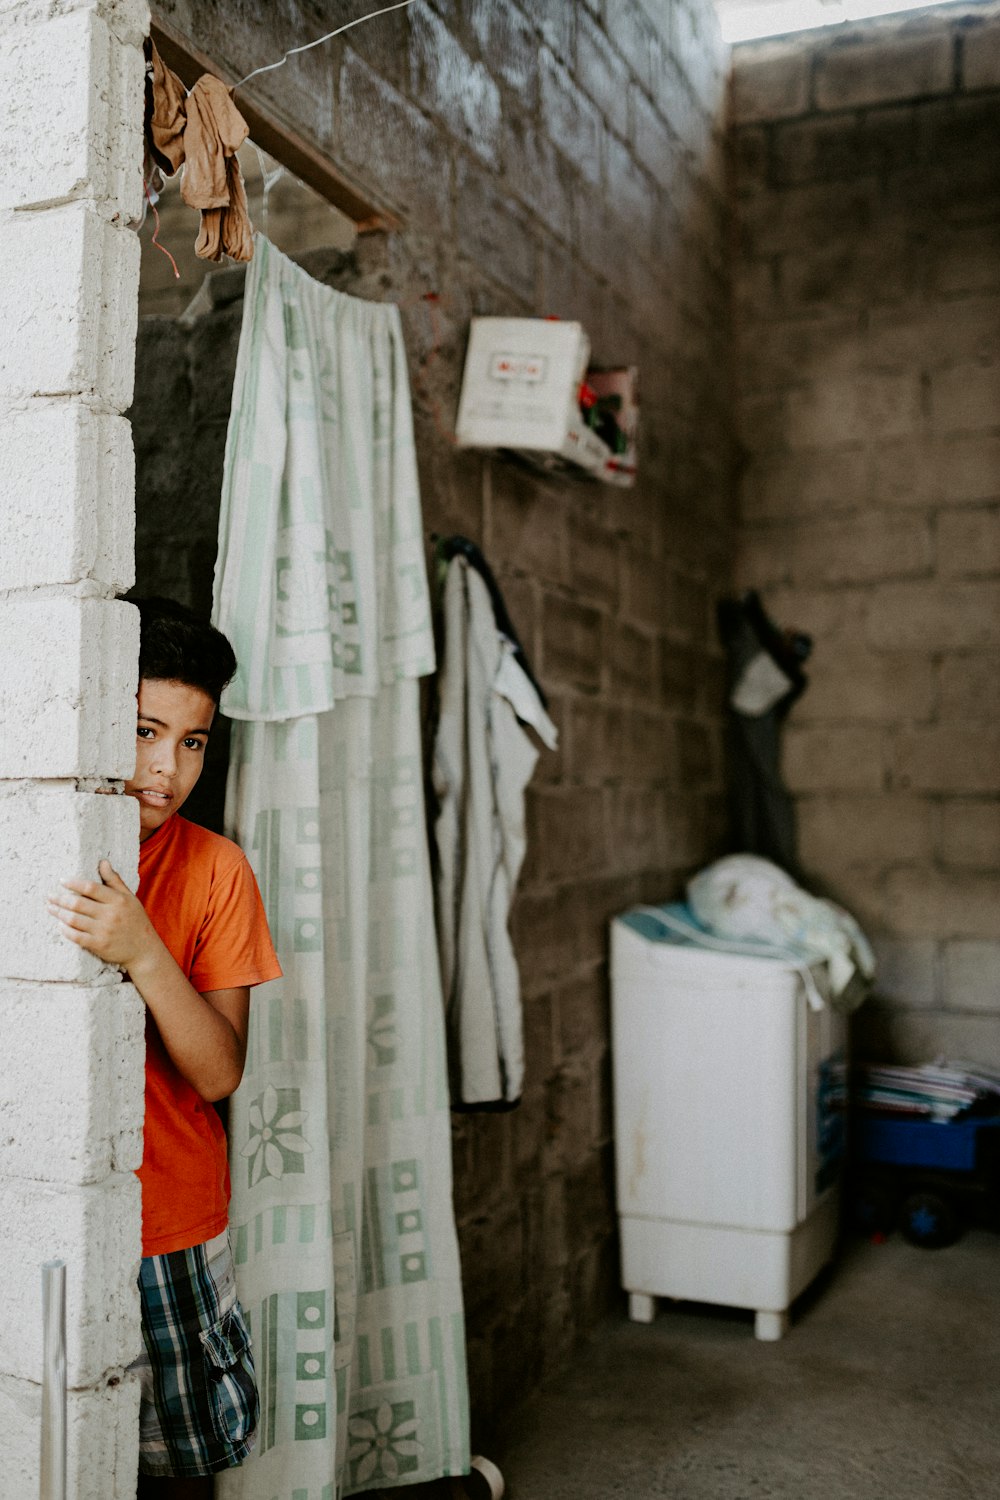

{"left": 616, "top": 902, "right": 828, "bottom": 995}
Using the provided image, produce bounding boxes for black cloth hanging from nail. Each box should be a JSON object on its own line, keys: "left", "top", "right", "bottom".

{"left": 717, "top": 591, "right": 812, "bottom": 876}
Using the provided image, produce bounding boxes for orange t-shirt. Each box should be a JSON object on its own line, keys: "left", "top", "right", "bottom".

{"left": 136, "top": 814, "right": 281, "bottom": 1256}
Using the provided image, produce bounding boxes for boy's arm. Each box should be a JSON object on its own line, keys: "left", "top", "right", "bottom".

{"left": 49, "top": 860, "right": 249, "bottom": 1103}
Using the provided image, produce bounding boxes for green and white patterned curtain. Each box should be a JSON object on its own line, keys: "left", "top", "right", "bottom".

{"left": 213, "top": 236, "right": 469, "bottom": 1499}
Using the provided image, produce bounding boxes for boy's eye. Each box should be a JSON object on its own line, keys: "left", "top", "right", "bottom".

{"left": 183, "top": 738, "right": 206, "bottom": 751}
{"left": 137, "top": 726, "right": 154, "bottom": 739}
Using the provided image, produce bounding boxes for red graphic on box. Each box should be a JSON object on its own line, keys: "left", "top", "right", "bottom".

{"left": 490, "top": 352, "right": 547, "bottom": 383}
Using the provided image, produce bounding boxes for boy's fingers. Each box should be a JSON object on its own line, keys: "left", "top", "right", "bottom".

{"left": 60, "top": 878, "right": 107, "bottom": 901}
{"left": 98, "top": 860, "right": 129, "bottom": 890}
{"left": 48, "top": 904, "right": 93, "bottom": 931}
{"left": 52, "top": 890, "right": 95, "bottom": 914}
{"left": 58, "top": 925, "right": 92, "bottom": 949}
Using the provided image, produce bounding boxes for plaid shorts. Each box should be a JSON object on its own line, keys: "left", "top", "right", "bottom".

{"left": 132, "top": 1229, "right": 259, "bottom": 1478}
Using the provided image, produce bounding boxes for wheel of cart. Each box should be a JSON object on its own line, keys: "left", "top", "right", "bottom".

{"left": 855, "top": 1115, "right": 1000, "bottom": 1249}
{"left": 850, "top": 1169, "right": 898, "bottom": 1237}
{"left": 899, "top": 1185, "right": 961, "bottom": 1249}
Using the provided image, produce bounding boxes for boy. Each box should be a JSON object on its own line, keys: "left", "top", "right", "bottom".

{"left": 48, "top": 597, "right": 281, "bottom": 1499}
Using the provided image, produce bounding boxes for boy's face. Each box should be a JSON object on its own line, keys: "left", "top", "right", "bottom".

{"left": 125, "top": 678, "right": 216, "bottom": 842}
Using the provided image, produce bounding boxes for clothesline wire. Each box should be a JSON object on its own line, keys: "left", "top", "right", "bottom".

{"left": 232, "top": 0, "right": 417, "bottom": 94}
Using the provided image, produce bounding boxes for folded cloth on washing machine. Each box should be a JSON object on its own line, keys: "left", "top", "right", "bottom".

{"left": 684, "top": 855, "right": 873, "bottom": 1012}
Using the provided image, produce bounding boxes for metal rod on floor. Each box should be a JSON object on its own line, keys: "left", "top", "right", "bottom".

{"left": 40, "top": 1259, "right": 67, "bottom": 1500}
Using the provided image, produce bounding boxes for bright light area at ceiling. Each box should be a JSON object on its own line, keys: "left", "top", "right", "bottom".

{"left": 720, "top": 0, "right": 960, "bottom": 43}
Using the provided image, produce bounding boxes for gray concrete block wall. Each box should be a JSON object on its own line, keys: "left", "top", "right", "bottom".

{"left": 730, "top": 2, "right": 1000, "bottom": 1067}
{"left": 0, "top": 0, "right": 148, "bottom": 1490}
{"left": 134, "top": 0, "right": 734, "bottom": 1439}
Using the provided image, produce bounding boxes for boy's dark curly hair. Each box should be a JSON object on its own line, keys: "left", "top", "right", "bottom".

{"left": 131, "top": 597, "right": 237, "bottom": 707}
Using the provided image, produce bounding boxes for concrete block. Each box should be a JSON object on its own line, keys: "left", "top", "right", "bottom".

{"left": 866, "top": 438, "right": 940, "bottom": 511}
{"left": 885, "top": 868, "right": 1000, "bottom": 939}
{"left": 408, "top": 1, "right": 501, "bottom": 169}
{"left": 931, "top": 434, "right": 1000, "bottom": 506}
{"left": 0, "top": 597, "right": 138, "bottom": 778}
{"left": 0, "top": 1172, "right": 141, "bottom": 1386}
{"left": 943, "top": 941, "right": 1000, "bottom": 1013}
{"left": 631, "top": 85, "right": 679, "bottom": 190}
{"left": 0, "top": 1372, "right": 140, "bottom": 1500}
{"left": 784, "top": 373, "right": 922, "bottom": 448}
{"left": 541, "top": 49, "right": 602, "bottom": 185}
{"left": 602, "top": 133, "right": 658, "bottom": 266}
{"left": 338, "top": 51, "right": 450, "bottom": 231}
{"left": 867, "top": 582, "right": 1000, "bottom": 650}
{"left": 611, "top": 1, "right": 663, "bottom": 94}
{"left": 941, "top": 798, "right": 1000, "bottom": 870}
{"left": 0, "top": 204, "right": 139, "bottom": 408}
{"left": 867, "top": 297, "right": 999, "bottom": 373}
{"left": 565, "top": 698, "right": 651, "bottom": 786}
{"left": 737, "top": 178, "right": 877, "bottom": 261}
{"left": 730, "top": 48, "right": 809, "bottom": 124}
{"left": 468, "top": 0, "right": 537, "bottom": 95}
{"left": 569, "top": 515, "right": 620, "bottom": 613}
{"left": 502, "top": 108, "right": 577, "bottom": 245}
{"left": 603, "top": 619, "right": 655, "bottom": 702}
{"left": 620, "top": 546, "right": 668, "bottom": 633}
{"left": 0, "top": 0, "right": 150, "bottom": 49}
{"left": 0, "top": 981, "right": 143, "bottom": 1184}
{"left": 962, "top": 16, "right": 1000, "bottom": 90}
{"left": 740, "top": 446, "right": 867, "bottom": 522}
{"left": 524, "top": 788, "right": 607, "bottom": 886}
{"left": 576, "top": 7, "right": 631, "bottom": 138}
{"left": 931, "top": 224, "right": 1000, "bottom": 296}
{"left": 814, "top": 33, "right": 952, "bottom": 111}
{"left": 786, "top": 512, "right": 931, "bottom": 587}
{"left": 931, "top": 362, "right": 1000, "bottom": 434}
{"left": 854, "top": 1005, "right": 1000, "bottom": 1069}
{"left": 937, "top": 506, "right": 1000, "bottom": 578}
{"left": 800, "top": 650, "right": 935, "bottom": 724}
{"left": 938, "top": 651, "right": 1000, "bottom": 723}
{"left": 602, "top": 784, "right": 668, "bottom": 875}
{"left": 798, "top": 795, "right": 932, "bottom": 868}
{"left": 779, "top": 224, "right": 914, "bottom": 310}
{"left": 0, "top": 9, "right": 143, "bottom": 219}
{"left": 489, "top": 468, "right": 568, "bottom": 587}
{"left": 770, "top": 113, "right": 862, "bottom": 187}
{"left": 870, "top": 935, "right": 939, "bottom": 1010}
{"left": 541, "top": 595, "right": 602, "bottom": 693}
{"left": 0, "top": 401, "right": 134, "bottom": 591}
{"left": 658, "top": 637, "right": 699, "bottom": 711}
{"left": 782, "top": 725, "right": 886, "bottom": 793}
{"left": 894, "top": 727, "right": 1000, "bottom": 793}
{"left": 0, "top": 784, "right": 139, "bottom": 984}
{"left": 453, "top": 157, "right": 537, "bottom": 303}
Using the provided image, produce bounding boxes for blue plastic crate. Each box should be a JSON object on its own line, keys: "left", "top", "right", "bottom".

{"left": 857, "top": 1115, "right": 1000, "bottom": 1173}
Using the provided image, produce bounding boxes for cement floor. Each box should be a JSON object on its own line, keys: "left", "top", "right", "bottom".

{"left": 495, "top": 1231, "right": 1000, "bottom": 1500}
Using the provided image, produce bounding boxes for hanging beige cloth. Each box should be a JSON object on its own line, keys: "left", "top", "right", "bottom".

{"left": 147, "top": 43, "right": 186, "bottom": 174}
{"left": 145, "top": 41, "right": 255, "bottom": 264}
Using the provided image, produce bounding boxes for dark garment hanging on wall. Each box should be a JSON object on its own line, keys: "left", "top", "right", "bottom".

{"left": 717, "top": 591, "right": 812, "bottom": 877}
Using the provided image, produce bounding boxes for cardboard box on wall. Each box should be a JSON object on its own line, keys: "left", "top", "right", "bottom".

{"left": 455, "top": 317, "right": 612, "bottom": 477}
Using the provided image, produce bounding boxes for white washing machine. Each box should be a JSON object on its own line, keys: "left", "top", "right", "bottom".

{"left": 611, "top": 906, "right": 847, "bottom": 1340}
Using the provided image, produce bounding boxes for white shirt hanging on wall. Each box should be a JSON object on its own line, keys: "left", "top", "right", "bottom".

{"left": 433, "top": 556, "right": 557, "bottom": 1107}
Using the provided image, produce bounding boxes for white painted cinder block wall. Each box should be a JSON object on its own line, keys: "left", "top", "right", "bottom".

{"left": 0, "top": 1, "right": 149, "bottom": 1494}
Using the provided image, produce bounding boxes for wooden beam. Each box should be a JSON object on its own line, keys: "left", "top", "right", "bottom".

{"left": 149, "top": 15, "right": 400, "bottom": 233}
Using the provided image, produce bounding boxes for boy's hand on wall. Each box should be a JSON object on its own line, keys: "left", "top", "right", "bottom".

{"left": 48, "top": 860, "right": 161, "bottom": 971}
